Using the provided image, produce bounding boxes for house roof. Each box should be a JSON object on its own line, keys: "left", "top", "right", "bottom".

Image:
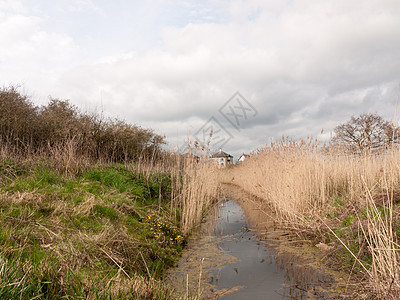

{"left": 211, "top": 150, "right": 232, "bottom": 158}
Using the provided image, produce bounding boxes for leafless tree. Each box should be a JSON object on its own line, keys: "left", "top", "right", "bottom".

{"left": 333, "top": 113, "right": 400, "bottom": 152}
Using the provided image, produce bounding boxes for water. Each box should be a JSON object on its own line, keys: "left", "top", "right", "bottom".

{"left": 213, "top": 200, "right": 290, "bottom": 299}
{"left": 169, "top": 199, "right": 348, "bottom": 299}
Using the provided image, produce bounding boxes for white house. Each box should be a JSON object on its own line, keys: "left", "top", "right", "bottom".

{"left": 238, "top": 153, "right": 250, "bottom": 163}
{"left": 211, "top": 149, "right": 233, "bottom": 168}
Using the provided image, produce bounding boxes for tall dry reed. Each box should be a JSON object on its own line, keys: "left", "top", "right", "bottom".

{"left": 224, "top": 138, "right": 400, "bottom": 297}
{"left": 169, "top": 153, "right": 221, "bottom": 236}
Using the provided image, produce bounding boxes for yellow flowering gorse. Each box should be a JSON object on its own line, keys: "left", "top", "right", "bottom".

{"left": 146, "top": 211, "right": 184, "bottom": 245}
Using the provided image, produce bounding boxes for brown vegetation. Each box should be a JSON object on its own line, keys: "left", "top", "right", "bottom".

{"left": 0, "top": 86, "right": 164, "bottom": 163}
{"left": 333, "top": 113, "right": 399, "bottom": 152}
{"left": 224, "top": 137, "right": 400, "bottom": 298}
{"left": 0, "top": 86, "right": 223, "bottom": 299}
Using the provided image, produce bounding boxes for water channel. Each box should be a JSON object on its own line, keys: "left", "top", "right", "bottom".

{"left": 169, "top": 197, "right": 351, "bottom": 299}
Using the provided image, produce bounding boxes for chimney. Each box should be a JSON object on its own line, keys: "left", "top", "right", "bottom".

{"left": 219, "top": 148, "right": 222, "bottom": 153}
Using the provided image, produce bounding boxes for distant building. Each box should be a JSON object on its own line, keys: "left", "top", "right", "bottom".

{"left": 211, "top": 149, "right": 233, "bottom": 168}
{"left": 238, "top": 153, "right": 250, "bottom": 163}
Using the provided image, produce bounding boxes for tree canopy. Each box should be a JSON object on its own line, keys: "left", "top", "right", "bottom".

{"left": 333, "top": 113, "right": 400, "bottom": 152}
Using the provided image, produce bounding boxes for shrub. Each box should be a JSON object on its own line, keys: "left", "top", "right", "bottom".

{"left": 0, "top": 86, "right": 165, "bottom": 163}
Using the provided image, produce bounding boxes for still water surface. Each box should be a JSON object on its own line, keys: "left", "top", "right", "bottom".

{"left": 170, "top": 199, "right": 347, "bottom": 299}
{"left": 214, "top": 200, "right": 290, "bottom": 299}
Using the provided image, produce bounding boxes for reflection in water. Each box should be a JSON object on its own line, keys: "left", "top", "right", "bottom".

{"left": 169, "top": 199, "right": 348, "bottom": 299}
{"left": 214, "top": 200, "right": 289, "bottom": 299}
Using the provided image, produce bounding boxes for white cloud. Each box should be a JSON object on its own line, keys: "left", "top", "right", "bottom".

{"left": 0, "top": 0, "right": 26, "bottom": 13}
{"left": 67, "top": 0, "right": 101, "bottom": 13}
{"left": 1, "top": 0, "right": 400, "bottom": 156}
{"left": 0, "top": 1, "right": 79, "bottom": 103}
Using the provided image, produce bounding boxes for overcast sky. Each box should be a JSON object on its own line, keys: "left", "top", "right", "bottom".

{"left": 1, "top": 0, "right": 400, "bottom": 158}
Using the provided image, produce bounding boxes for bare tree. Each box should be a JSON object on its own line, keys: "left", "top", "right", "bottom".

{"left": 333, "top": 113, "right": 400, "bottom": 152}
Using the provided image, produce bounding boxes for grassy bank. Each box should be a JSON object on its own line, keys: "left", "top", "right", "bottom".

{"left": 0, "top": 87, "right": 223, "bottom": 299}
{"left": 0, "top": 158, "right": 188, "bottom": 298}
{"left": 225, "top": 139, "right": 400, "bottom": 299}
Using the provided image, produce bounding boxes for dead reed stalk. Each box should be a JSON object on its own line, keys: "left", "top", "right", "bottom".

{"left": 224, "top": 138, "right": 400, "bottom": 297}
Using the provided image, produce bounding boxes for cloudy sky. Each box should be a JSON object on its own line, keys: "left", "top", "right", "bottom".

{"left": 1, "top": 0, "right": 400, "bottom": 158}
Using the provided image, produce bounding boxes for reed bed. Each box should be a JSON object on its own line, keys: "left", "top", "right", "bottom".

{"left": 176, "top": 160, "right": 221, "bottom": 236}
{"left": 225, "top": 138, "right": 400, "bottom": 298}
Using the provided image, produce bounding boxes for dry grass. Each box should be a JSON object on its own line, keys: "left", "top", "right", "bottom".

{"left": 0, "top": 85, "right": 225, "bottom": 298}
{"left": 175, "top": 159, "right": 221, "bottom": 236}
{"left": 0, "top": 86, "right": 225, "bottom": 298}
{"left": 0, "top": 138, "right": 225, "bottom": 299}
{"left": 0, "top": 156, "right": 186, "bottom": 299}
{"left": 223, "top": 138, "right": 400, "bottom": 298}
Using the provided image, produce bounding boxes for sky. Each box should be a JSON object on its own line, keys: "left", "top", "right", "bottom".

{"left": 1, "top": 0, "right": 400, "bottom": 158}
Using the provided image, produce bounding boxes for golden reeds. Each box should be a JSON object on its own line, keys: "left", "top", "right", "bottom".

{"left": 225, "top": 138, "right": 400, "bottom": 297}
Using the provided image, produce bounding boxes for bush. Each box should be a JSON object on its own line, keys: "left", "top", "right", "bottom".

{"left": 0, "top": 86, "right": 165, "bottom": 163}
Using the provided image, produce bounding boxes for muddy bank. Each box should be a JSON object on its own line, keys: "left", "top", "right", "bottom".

{"left": 168, "top": 185, "right": 356, "bottom": 299}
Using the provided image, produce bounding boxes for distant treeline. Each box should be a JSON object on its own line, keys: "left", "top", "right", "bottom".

{"left": 0, "top": 86, "right": 164, "bottom": 162}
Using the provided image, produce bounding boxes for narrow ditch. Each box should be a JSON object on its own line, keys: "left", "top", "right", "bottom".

{"left": 168, "top": 195, "right": 352, "bottom": 299}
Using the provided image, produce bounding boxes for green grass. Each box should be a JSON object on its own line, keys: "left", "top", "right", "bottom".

{"left": 333, "top": 197, "right": 344, "bottom": 207}
{"left": 83, "top": 166, "right": 172, "bottom": 204}
{"left": 341, "top": 216, "right": 354, "bottom": 227}
{"left": 318, "top": 195, "right": 394, "bottom": 276}
{"left": 94, "top": 204, "right": 119, "bottom": 220}
{"left": 0, "top": 161, "right": 182, "bottom": 299}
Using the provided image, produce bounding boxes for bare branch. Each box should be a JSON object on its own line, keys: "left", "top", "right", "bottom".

{"left": 333, "top": 113, "right": 400, "bottom": 153}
